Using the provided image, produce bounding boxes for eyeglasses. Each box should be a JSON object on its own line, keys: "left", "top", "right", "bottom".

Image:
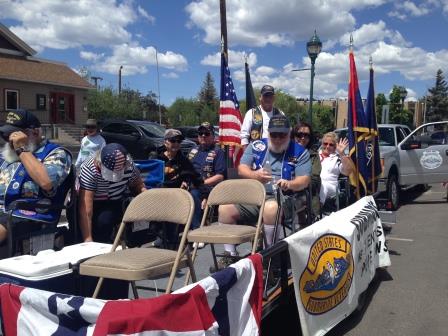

{"left": 198, "top": 132, "right": 211, "bottom": 137}
{"left": 323, "top": 142, "right": 336, "bottom": 147}
{"left": 168, "top": 138, "right": 182, "bottom": 143}
{"left": 295, "top": 132, "right": 310, "bottom": 139}
{"left": 270, "top": 132, "right": 288, "bottom": 139}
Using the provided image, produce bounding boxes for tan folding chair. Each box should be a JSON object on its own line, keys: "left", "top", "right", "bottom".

{"left": 79, "top": 188, "right": 196, "bottom": 298}
{"left": 186, "top": 179, "right": 266, "bottom": 281}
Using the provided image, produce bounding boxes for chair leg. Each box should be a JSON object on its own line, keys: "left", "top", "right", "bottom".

{"left": 131, "top": 281, "right": 139, "bottom": 299}
{"left": 210, "top": 243, "right": 219, "bottom": 271}
{"left": 185, "top": 248, "right": 197, "bottom": 284}
{"left": 184, "top": 244, "right": 198, "bottom": 286}
{"left": 93, "top": 277, "right": 104, "bottom": 299}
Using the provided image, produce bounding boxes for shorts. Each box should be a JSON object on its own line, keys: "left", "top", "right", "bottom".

{"left": 234, "top": 194, "right": 275, "bottom": 225}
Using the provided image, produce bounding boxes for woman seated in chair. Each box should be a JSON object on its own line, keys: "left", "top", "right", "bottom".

{"left": 78, "top": 143, "right": 146, "bottom": 243}
{"left": 318, "top": 132, "right": 355, "bottom": 214}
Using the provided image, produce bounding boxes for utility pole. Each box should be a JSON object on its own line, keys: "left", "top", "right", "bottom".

{"left": 155, "top": 48, "right": 162, "bottom": 125}
{"left": 90, "top": 76, "right": 103, "bottom": 89}
{"left": 118, "top": 65, "right": 123, "bottom": 94}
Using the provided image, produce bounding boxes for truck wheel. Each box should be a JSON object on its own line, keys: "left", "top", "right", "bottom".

{"left": 387, "top": 174, "right": 400, "bottom": 210}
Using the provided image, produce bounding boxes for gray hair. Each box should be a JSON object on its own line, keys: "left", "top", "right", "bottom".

{"left": 322, "top": 131, "right": 338, "bottom": 145}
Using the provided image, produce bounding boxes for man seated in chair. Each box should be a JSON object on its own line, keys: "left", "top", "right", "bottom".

{"left": 217, "top": 115, "right": 311, "bottom": 267}
{"left": 0, "top": 110, "right": 72, "bottom": 249}
{"left": 187, "top": 122, "right": 225, "bottom": 231}
{"left": 78, "top": 143, "right": 145, "bottom": 243}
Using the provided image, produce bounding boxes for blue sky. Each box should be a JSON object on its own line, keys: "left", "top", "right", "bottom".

{"left": 1, "top": 0, "right": 447, "bottom": 107}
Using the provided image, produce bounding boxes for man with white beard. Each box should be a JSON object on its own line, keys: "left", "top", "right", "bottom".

{"left": 0, "top": 110, "right": 72, "bottom": 249}
{"left": 216, "top": 115, "right": 311, "bottom": 268}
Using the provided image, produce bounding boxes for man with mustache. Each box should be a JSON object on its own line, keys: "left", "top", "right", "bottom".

{"left": 217, "top": 115, "right": 311, "bottom": 268}
{"left": 0, "top": 110, "right": 72, "bottom": 250}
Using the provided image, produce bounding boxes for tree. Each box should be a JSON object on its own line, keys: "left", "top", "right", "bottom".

{"left": 198, "top": 72, "right": 218, "bottom": 109}
{"left": 166, "top": 98, "right": 201, "bottom": 126}
{"left": 375, "top": 93, "right": 388, "bottom": 123}
{"left": 426, "top": 69, "right": 448, "bottom": 122}
{"left": 389, "top": 85, "right": 412, "bottom": 126}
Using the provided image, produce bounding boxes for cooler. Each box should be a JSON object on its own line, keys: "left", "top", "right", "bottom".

{"left": 0, "top": 242, "right": 129, "bottom": 299}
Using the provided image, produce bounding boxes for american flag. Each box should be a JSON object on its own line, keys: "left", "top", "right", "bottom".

{"left": 219, "top": 53, "right": 243, "bottom": 165}
{"left": 0, "top": 254, "right": 262, "bottom": 336}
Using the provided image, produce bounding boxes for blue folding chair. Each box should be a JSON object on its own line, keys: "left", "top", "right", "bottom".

{"left": 134, "top": 159, "right": 165, "bottom": 189}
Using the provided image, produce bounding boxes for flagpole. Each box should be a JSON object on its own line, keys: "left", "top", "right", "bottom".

{"left": 369, "top": 56, "right": 375, "bottom": 195}
{"left": 350, "top": 34, "right": 361, "bottom": 200}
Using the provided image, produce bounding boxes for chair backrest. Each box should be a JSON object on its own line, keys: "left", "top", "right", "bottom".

{"left": 207, "top": 179, "right": 265, "bottom": 206}
{"left": 122, "top": 188, "right": 194, "bottom": 226}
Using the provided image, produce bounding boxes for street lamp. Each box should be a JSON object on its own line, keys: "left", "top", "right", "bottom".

{"left": 399, "top": 86, "right": 407, "bottom": 124}
{"left": 118, "top": 65, "right": 123, "bottom": 94}
{"left": 306, "top": 30, "right": 322, "bottom": 127}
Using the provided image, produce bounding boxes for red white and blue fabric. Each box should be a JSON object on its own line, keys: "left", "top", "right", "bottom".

{"left": 219, "top": 53, "right": 243, "bottom": 166}
{"left": 0, "top": 254, "right": 263, "bottom": 336}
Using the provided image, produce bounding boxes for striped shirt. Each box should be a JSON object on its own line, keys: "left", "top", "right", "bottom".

{"left": 79, "top": 157, "right": 140, "bottom": 201}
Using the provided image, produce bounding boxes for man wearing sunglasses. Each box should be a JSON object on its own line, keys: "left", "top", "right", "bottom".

{"left": 240, "top": 85, "right": 284, "bottom": 149}
{"left": 319, "top": 132, "right": 354, "bottom": 211}
{"left": 187, "top": 122, "right": 225, "bottom": 231}
{"left": 75, "top": 119, "right": 105, "bottom": 170}
{"left": 0, "top": 110, "right": 72, "bottom": 248}
{"left": 217, "top": 115, "right": 311, "bottom": 265}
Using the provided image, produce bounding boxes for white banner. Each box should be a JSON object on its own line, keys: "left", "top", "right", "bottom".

{"left": 285, "top": 196, "right": 391, "bottom": 336}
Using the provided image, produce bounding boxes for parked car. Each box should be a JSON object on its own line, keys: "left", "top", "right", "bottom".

{"left": 175, "top": 126, "right": 199, "bottom": 144}
{"left": 335, "top": 122, "right": 448, "bottom": 209}
{"left": 100, "top": 120, "right": 196, "bottom": 160}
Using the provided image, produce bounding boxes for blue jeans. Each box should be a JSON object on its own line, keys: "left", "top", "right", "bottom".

{"left": 190, "top": 188, "right": 203, "bottom": 230}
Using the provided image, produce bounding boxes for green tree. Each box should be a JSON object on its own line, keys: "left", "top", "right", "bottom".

{"left": 167, "top": 97, "right": 201, "bottom": 126}
{"left": 198, "top": 72, "right": 218, "bottom": 108}
{"left": 427, "top": 69, "right": 448, "bottom": 121}
{"left": 375, "top": 93, "right": 388, "bottom": 123}
{"left": 388, "top": 85, "right": 412, "bottom": 126}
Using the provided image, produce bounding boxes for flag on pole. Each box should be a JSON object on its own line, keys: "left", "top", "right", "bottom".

{"left": 347, "top": 46, "right": 369, "bottom": 199}
{"left": 245, "top": 61, "right": 257, "bottom": 111}
{"left": 364, "top": 61, "right": 382, "bottom": 194}
{"left": 0, "top": 254, "right": 263, "bottom": 336}
{"left": 219, "top": 52, "right": 243, "bottom": 165}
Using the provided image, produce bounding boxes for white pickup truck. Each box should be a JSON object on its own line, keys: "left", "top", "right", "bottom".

{"left": 335, "top": 121, "right": 448, "bottom": 210}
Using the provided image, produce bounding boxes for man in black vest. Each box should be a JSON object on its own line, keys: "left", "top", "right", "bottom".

{"left": 240, "top": 85, "right": 284, "bottom": 149}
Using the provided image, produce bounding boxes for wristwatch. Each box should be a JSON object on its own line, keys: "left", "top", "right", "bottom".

{"left": 15, "top": 146, "right": 29, "bottom": 156}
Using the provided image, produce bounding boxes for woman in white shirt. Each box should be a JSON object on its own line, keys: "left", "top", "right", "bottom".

{"left": 319, "top": 132, "right": 354, "bottom": 209}
{"left": 75, "top": 119, "right": 106, "bottom": 169}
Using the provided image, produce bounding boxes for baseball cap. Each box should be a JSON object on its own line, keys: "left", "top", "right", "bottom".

{"left": 0, "top": 109, "right": 41, "bottom": 138}
{"left": 100, "top": 143, "right": 129, "bottom": 182}
{"left": 164, "top": 129, "right": 184, "bottom": 140}
{"left": 198, "top": 122, "right": 214, "bottom": 135}
{"left": 260, "top": 85, "right": 275, "bottom": 96}
{"left": 85, "top": 119, "right": 98, "bottom": 127}
{"left": 268, "top": 115, "right": 290, "bottom": 133}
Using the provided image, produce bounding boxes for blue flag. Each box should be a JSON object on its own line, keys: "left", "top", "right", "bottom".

{"left": 364, "top": 66, "right": 382, "bottom": 194}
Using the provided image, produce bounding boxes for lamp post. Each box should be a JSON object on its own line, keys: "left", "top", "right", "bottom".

{"left": 306, "top": 30, "right": 322, "bottom": 127}
{"left": 155, "top": 48, "right": 162, "bottom": 125}
{"left": 118, "top": 65, "right": 123, "bottom": 94}
{"left": 399, "top": 86, "right": 407, "bottom": 124}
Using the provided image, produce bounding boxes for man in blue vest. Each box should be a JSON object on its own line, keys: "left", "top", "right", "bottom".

{"left": 0, "top": 110, "right": 72, "bottom": 248}
{"left": 188, "top": 122, "right": 226, "bottom": 232}
{"left": 218, "top": 115, "right": 311, "bottom": 265}
{"left": 240, "top": 85, "right": 284, "bottom": 149}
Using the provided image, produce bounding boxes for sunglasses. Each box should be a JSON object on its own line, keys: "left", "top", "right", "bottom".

{"left": 295, "top": 132, "right": 310, "bottom": 139}
{"left": 168, "top": 138, "right": 182, "bottom": 143}
{"left": 86, "top": 125, "right": 97, "bottom": 129}
{"left": 323, "top": 142, "right": 336, "bottom": 147}
{"left": 270, "top": 132, "right": 288, "bottom": 139}
{"left": 198, "top": 132, "right": 211, "bottom": 137}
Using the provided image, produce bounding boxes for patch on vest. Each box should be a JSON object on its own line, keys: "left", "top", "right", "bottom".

{"left": 253, "top": 112, "right": 263, "bottom": 124}
{"left": 188, "top": 148, "right": 198, "bottom": 160}
{"left": 252, "top": 140, "right": 266, "bottom": 152}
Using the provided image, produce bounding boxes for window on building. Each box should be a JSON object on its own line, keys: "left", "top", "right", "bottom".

{"left": 36, "top": 94, "right": 46, "bottom": 110}
{"left": 5, "top": 89, "right": 19, "bottom": 110}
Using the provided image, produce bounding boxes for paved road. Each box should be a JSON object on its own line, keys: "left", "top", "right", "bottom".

{"left": 327, "top": 183, "right": 448, "bottom": 336}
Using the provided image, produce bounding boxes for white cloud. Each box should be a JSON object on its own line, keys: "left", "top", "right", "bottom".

{"left": 138, "top": 6, "right": 155, "bottom": 24}
{"left": 162, "top": 72, "right": 179, "bottom": 79}
{"left": 80, "top": 51, "right": 104, "bottom": 62}
{"left": 0, "top": 0, "right": 137, "bottom": 50}
{"left": 200, "top": 50, "right": 257, "bottom": 68}
{"left": 186, "top": 0, "right": 387, "bottom": 47}
{"left": 255, "top": 66, "right": 276, "bottom": 76}
{"left": 388, "top": 0, "right": 439, "bottom": 20}
{"left": 93, "top": 43, "right": 188, "bottom": 75}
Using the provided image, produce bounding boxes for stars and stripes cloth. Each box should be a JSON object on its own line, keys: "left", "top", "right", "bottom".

{"left": 0, "top": 254, "right": 262, "bottom": 336}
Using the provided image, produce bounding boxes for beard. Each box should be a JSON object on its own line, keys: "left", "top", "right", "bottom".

{"left": 1, "top": 141, "right": 38, "bottom": 163}
{"left": 268, "top": 140, "right": 289, "bottom": 154}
